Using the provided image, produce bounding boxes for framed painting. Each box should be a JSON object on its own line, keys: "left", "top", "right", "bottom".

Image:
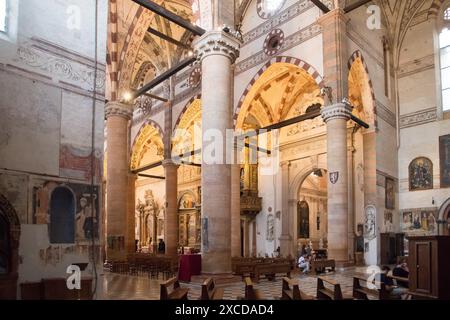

{"left": 385, "top": 178, "right": 395, "bottom": 209}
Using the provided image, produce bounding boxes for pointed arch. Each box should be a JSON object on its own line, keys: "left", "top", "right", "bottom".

{"left": 348, "top": 50, "right": 377, "bottom": 129}
{"left": 130, "top": 120, "right": 165, "bottom": 170}
{"left": 234, "top": 56, "right": 324, "bottom": 129}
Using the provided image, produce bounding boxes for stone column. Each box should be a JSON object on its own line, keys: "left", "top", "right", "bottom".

{"left": 193, "top": 31, "right": 240, "bottom": 273}
{"left": 252, "top": 220, "right": 257, "bottom": 257}
{"left": 127, "top": 174, "right": 137, "bottom": 254}
{"left": 321, "top": 102, "right": 352, "bottom": 263}
{"left": 317, "top": 9, "right": 349, "bottom": 102}
{"left": 163, "top": 159, "right": 179, "bottom": 256}
{"left": 231, "top": 162, "right": 241, "bottom": 257}
{"left": 279, "top": 161, "right": 291, "bottom": 257}
{"left": 105, "top": 101, "right": 133, "bottom": 261}
{"left": 243, "top": 218, "right": 250, "bottom": 257}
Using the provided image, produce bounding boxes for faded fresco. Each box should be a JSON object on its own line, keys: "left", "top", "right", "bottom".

{"left": 402, "top": 209, "right": 438, "bottom": 235}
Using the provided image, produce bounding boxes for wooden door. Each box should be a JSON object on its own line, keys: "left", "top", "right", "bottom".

{"left": 415, "top": 241, "right": 432, "bottom": 295}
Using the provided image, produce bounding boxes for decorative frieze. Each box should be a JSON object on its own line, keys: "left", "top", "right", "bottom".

{"left": 399, "top": 107, "right": 437, "bottom": 129}
{"left": 376, "top": 100, "right": 396, "bottom": 128}
{"left": 398, "top": 54, "right": 434, "bottom": 79}
{"left": 242, "top": 0, "right": 314, "bottom": 46}
{"left": 236, "top": 23, "right": 322, "bottom": 75}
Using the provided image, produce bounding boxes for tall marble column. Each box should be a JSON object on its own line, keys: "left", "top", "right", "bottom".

{"left": 252, "top": 220, "right": 257, "bottom": 257}
{"left": 321, "top": 102, "right": 352, "bottom": 262}
{"left": 279, "top": 161, "right": 291, "bottom": 257}
{"left": 105, "top": 101, "right": 133, "bottom": 261}
{"left": 231, "top": 162, "right": 241, "bottom": 257}
{"left": 193, "top": 31, "right": 241, "bottom": 273}
{"left": 127, "top": 174, "right": 137, "bottom": 254}
{"left": 163, "top": 159, "right": 179, "bottom": 256}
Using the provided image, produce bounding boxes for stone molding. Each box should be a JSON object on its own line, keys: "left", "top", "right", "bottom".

{"left": 162, "top": 159, "right": 180, "bottom": 169}
{"left": 321, "top": 102, "right": 353, "bottom": 123}
{"left": 400, "top": 107, "right": 437, "bottom": 129}
{"left": 193, "top": 31, "right": 241, "bottom": 64}
{"left": 105, "top": 101, "right": 133, "bottom": 120}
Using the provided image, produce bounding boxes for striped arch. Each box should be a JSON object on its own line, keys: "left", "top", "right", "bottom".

{"left": 130, "top": 119, "right": 165, "bottom": 170}
{"left": 234, "top": 56, "right": 324, "bottom": 128}
{"left": 173, "top": 94, "right": 202, "bottom": 136}
{"left": 348, "top": 50, "right": 378, "bottom": 129}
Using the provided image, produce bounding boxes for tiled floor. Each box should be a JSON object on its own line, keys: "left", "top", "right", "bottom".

{"left": 96, "top": 267, "right": 374, "bottom": 300}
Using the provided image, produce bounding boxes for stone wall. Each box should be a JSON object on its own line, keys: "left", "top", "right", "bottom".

{"left": 0, "top": 0, "right": 107, "bottom": 297}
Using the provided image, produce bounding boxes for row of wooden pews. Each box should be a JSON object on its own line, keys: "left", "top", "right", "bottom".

{"left": 160, "top": 273, "right": 400, "bottom": 301}
{"left": 232, "top": 257, "right": 295, "bottom": 282}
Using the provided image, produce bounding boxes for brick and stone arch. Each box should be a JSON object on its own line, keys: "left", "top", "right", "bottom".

{"left": 234, "top": 56, "right": 324, "bottom": 129}
{"left": 348, "top": 50, "right": 377, "bottom": 129}
{"left": 130, "top": 120, "right": 165, "bottom": 170}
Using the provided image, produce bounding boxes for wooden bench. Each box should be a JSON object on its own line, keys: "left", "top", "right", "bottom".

{"left": 200, "top": 278, "right": 224, "bottom": 300}
{"left": 311, "top": 259, "right": 335, "bottom": 275}
{"left": 254, "top": 262, "right": 291, "bottom": 282}
{"left": 352, "top": 276, "right": 389, "bottom": 300}
{"left": 281, "top": 277, "right": 314, "bottom": 300}
{"left": 316, "top": 277, "right": 352, "bottom": 300}
{"left": 160, "top": 277, "right": 189, "bottom": 300}
{"left": 244, "top": 277, "right": 265, "bottom": 300}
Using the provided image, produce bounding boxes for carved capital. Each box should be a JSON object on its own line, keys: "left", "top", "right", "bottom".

{"left": 193, "top": 31, "right": 241, "bottom": 64}
{"left": 162, "top": 159, "right": 180, "bottom": 169}
{"left": 105, "top": 101, "right": 133, "bottom": 120}
{"left": 321, "top": 102, "right": 352, "bottom": 123}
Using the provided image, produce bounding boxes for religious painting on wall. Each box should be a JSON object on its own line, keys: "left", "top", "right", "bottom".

{"left": 385, "top": 178, "right": 395, "bottom": 209}
{"left": 297, "top": 201, "right": 310, "bottom": 239}
{"left": 179, "top": 192, "right": 196, "bottom": 209}
{"left": 383, "top": 211, "right": 394, "bottom": 233}
{"left": 440, "top": 134, "right": 450, "bottom": 188}
{"left": 402, "top": 210, "right": 437, "bottom": 235}
{"left": 409, "top": 157, "right": 433, "bottom": 191}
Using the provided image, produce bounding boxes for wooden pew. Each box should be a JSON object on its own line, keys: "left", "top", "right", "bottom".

{"left": 160, "top": 277, "right": 189, "bottom": 300}
{"left": 200, "top": 278, "right": 224, "bottom": 300}
{"left": 281, "top": 277, "right": 314, "bottom": 300}
{"left": 352, "top": 276, "right": 389, "bottom": 300}
{"left": 316, "top": 277, "right": 352, "bottom": 300}
{"left": 244, "top": 277, "right": 265, "bottom": 300}
{"left": 311, "top": 259, "right": 335, "bottom": 275}
{"left": 254, "top": 262, "right": 291, "bottom": 282}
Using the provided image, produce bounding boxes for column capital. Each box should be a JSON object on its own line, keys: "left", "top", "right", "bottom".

{"left": 193, "top": 30, "right": 241, "bottom": 64}
{"left": 105, "top": 101, "right": 133, "bottom": 120}
{"left": 280, "top": 161, "right": 291, "bottom": 169}
{"left": 321, "top": 102, "right": 353, "bottom": 123}
{"left": 162, "top": 159, "right": 180, "bottom": 169}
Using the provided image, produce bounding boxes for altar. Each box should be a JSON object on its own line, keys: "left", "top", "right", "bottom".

{"left": 178, "top": 254, "right": 202, "bottom": 282}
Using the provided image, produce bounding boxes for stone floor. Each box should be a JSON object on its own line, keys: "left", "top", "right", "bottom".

{"left": 96, "top": 267, "right": 375, "bottom": 300}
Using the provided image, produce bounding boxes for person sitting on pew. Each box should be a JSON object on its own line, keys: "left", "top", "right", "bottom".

{"left": 377, "top": 266, "right": 409, "bottom": 300}
{"left": 393, "top": 259, "right": 409, "bottom": 288}
{"left": 298, "top": 254, "right": 310, "bottom": 274}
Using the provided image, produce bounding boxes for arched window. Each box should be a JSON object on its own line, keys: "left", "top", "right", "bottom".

{"left": 0, "top": 214, "right": 9, "bottom": 274}
{"left": 297, "top": 201, "right": 310, "bottom": 239}
{"left": 439, "top": 7, "right": 450, "bottom": 111}
{"left": 0, "top": 0, "right": 7, "bottom": 33}
{"left": 50, "top": 187, "right": 75, "bottom": 244}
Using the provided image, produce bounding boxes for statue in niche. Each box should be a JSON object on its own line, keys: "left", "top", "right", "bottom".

{"left": 75, "top": 195, "right": 97, "bottom": 240}
{"left": 266, "top": 214, "right": 275, "bottom": 241}
{"left": 409, "top": 157, "right": 433, "bottom": 191}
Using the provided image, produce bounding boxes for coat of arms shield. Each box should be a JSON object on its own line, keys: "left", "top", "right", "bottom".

{"left": 329, "top": 172, "right": 339, "bottom": 184}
